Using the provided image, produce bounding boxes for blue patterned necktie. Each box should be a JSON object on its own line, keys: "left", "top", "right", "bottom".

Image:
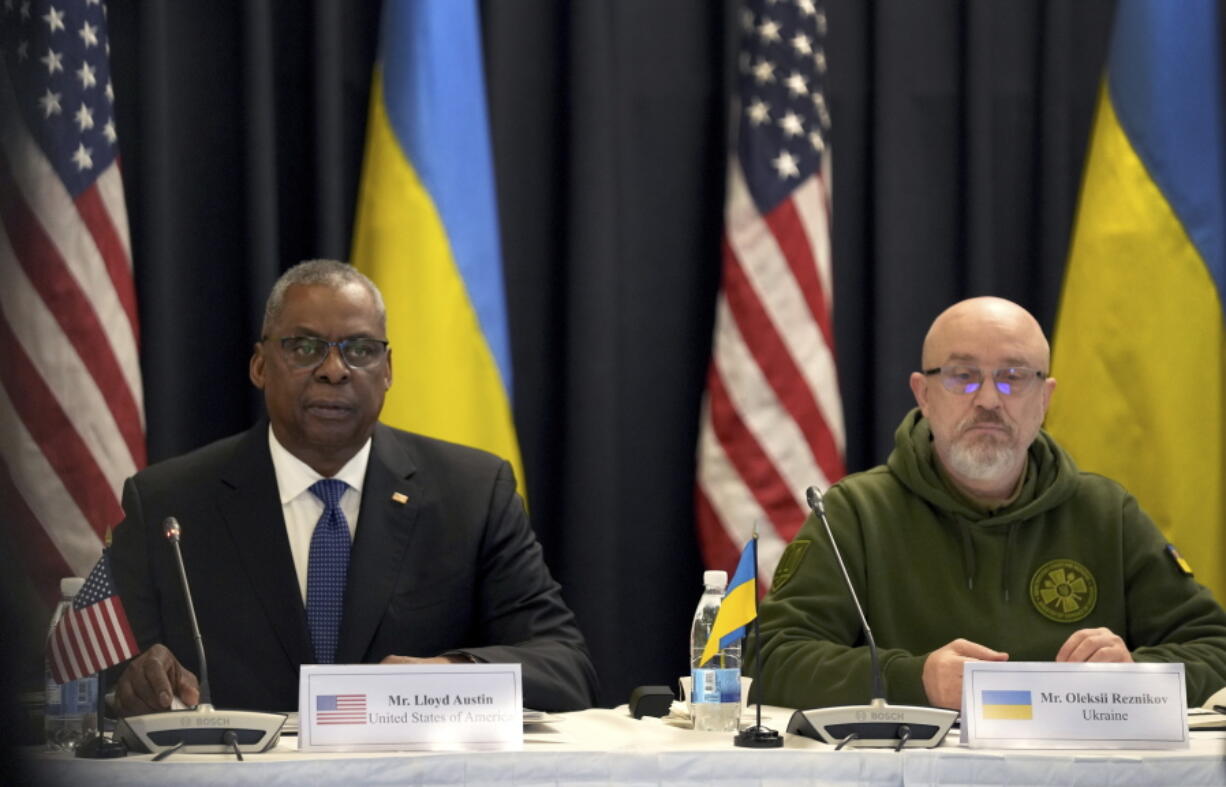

{"left": 306, "top": 479, "right": 351, "bottom": 664}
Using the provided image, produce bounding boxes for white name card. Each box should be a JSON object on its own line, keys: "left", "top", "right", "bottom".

{"left": 961, "top": 661, "right": 1187, "bottom": 749}
{"left": 298, "top": 663, "right": 522, "bottom": 752}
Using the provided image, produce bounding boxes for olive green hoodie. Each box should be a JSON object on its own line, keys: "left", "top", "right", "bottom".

{"left": 755, "top": 409, "right": 1226, "bottom": 708}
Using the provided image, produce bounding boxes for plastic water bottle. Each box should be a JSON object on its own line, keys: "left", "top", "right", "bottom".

{"left": 45, "top": 577, "right": 99, "bottom": 751}
{"left": 690, "top": 569, "right": 741, "bottom": 732}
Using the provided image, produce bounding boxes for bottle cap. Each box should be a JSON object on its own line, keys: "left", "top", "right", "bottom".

{"left": 60, "top": 577, "right": 85, "bottom": 597}
{"left": 703, "top": 570, "right": 728, "bottom": 590}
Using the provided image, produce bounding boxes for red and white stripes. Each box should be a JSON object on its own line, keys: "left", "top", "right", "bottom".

{"left": 47, "top": 593, "right": 138, "bottom": 684}
{"left": 0, "top": 69, "right": 143, "bottom": 597}
{"left": 696, "top": 157, "right": 844, "bottom": 589}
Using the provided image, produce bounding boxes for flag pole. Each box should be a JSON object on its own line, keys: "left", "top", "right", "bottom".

{"left": 75, "top": 532, "right": 129, "bottom": 759}
{"left": 735, "top": 529, "right": 781, "bottom": 748}
{"left": 74, "top": 667, "right": 127, "bottom": 758}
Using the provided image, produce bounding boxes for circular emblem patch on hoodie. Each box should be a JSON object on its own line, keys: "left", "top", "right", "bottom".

{"left": 1029, "top": 559, "right": 1097, "bottom": 623}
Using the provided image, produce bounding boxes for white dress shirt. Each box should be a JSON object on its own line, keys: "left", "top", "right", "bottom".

{"left": 267, "top": 426, "right": 371, "bottom": 603}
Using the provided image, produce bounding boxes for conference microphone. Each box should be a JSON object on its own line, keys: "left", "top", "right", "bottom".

{"left": 113, "top": 517, "right": 286, "bottom": 757}
{"left": 785, "top": 487, "right": 957, "bottom": 750}
{"left": 164, "top": 516, "right": 212, "bottom": 706}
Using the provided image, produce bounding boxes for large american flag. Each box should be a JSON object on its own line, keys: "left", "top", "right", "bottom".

{"left": 0, "top": 1, "right": 143, "bottom": 604}
{"left": 696, "top": 0, "right": 844, "bottom": 587}
{"left": 47, "top": 547, "right": 138, "bottom": 683}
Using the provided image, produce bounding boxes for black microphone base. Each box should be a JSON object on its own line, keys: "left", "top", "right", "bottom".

{"left": 735, "top": 724, "right": 784, "bottom": 748}
{"left": 74, "top": 731, "right": 128, "bottom": 758}
{"left": 114, "top": 704, "right": 286, "bottom": 754}
{"left": 787, "top": 700, "right": 957, "bottom": 749}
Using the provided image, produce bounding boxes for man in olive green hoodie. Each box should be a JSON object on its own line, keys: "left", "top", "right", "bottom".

{"left": 756, "top": 297, "right": 1226, "bottom": 710}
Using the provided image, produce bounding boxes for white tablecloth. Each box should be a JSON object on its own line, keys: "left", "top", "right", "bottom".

{"left": 28, "top": 706, "right": 1226, "bottom": 786}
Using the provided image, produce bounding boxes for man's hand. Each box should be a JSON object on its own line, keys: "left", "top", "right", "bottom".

{"left": 114, "top": 644, "right": 200, "bottom": 716}
{"left": 1056, "top": 627, "right": 1133, "bottom": 663}
{"left": 380, "top": 654, "right": 469, "bottom": 665}
{"left": 922, "top": 638, "right": 1009, "bottom": 710}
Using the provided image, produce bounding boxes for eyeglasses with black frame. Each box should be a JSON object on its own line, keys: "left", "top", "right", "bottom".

{"left": 266, "top": 336, "right": 389, "bottom": 369}
{"left": 922, "top": 365, "right": 1046, "bottom": 396}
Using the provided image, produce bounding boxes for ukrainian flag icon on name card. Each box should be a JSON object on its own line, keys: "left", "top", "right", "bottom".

{"left": 981, "top": 690, "right": 1034, "bottom": 720}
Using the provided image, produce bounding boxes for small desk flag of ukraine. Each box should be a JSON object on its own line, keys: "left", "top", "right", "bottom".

{"left": 699, "top": 535, "right": 758, "bottom": 667}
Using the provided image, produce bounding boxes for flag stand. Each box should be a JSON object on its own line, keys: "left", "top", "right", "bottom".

{"left": 74, "top": 669, "right": 127, "bottom": 758}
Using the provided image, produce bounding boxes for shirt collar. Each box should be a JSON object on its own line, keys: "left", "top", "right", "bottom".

{"left": 267, "top": 425, "right": 372, "bottom": 504}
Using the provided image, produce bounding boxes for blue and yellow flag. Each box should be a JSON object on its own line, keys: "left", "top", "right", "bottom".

{"left": 700, "top": 536, "right": 758, "bottom": 667}
{"left": 980, "top": 690, "right": 1033, "bottom": 721}
{"left": 351, "top": 0, "right": 524, "bottom": 493}
{"left": 1048, "top": 0, "right": 1225, "bottom": 600}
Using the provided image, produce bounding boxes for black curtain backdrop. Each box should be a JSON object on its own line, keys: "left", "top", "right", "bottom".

{"left": 51, "top": 0, "right": 1116, "bottom": 709}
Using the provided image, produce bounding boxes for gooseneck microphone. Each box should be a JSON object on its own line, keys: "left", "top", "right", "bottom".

{"left": 113, "top": 517, "right": 286, "bottom": 757}
{"left": 805, "top": 487, "right": 885, "bottom": 703}
{"left": 785, "top": 487, "right": 958, "bottom": 750}
{"left": 163, "top": 517, "right": 211, "bottom": 707}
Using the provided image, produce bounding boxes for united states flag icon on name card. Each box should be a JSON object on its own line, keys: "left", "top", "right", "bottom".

{"left": 316, "top": 693, "right": 367, "bottom": 725}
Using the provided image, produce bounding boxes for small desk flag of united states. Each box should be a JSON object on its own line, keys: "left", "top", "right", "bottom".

{"left": 47, "top": 549, "right": 138, "bottom": 684}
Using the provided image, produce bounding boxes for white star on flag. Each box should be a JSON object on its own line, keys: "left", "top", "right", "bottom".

{"left": 40, "top": 47, "right": 63, "bottom": 74}
{"left": 43, "top": 4, "right": 64, "bottom": 32}
{"left": 771, "top": 149, "right": 799, "bottom": 178}
{"left": 779, "top": 110, "right": 804, "bottom": 138}
{"left": 71, "top": 142, "right": 93, "bottom": 170}
{"left": 78, "top": 21, "right": 98, "bottom": 47}
{"left": 752, "top": 58, "right": 775, "bottom": 84}
{"left": 785, "top": 71, "right": 808, "bottom": 97}
{"left": 758, "top": 18, "right": 781, "bottom": 43}
{"left": 76, "top": 60, "right": 96, "bottom": 88}
{"left": 813, "top": 91, "right": 830, "bottom": 126}
{"left": 74, "top": 103, "right": 93, "bottom": 131}
{"left": 38, "top": 87, "right": 62, "bottom": 116}
{"left": 747, "top": 98, "right": 771, "bottom": 126}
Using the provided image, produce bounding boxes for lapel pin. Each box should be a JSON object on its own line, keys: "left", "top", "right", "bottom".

{"left": 391, "top": 492, "right": 409, "bottom": 505}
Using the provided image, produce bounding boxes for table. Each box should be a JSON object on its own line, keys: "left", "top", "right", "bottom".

{"left": 27, "top": 706, "right": 1226, "bottom": 786}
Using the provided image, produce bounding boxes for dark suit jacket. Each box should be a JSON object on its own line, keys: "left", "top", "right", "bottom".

{"left": 110, "top": 422, "right": 598, "bottom": 712}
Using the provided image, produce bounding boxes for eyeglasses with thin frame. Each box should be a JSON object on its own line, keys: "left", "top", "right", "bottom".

{"left": 922, "top": 365, "right": 1046, "bottom": 396}
{"left": 266, "top": 336, "right": 389, "bottom": 369}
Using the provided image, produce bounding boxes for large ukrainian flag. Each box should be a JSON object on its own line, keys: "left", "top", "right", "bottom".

{"left": 351, "top": 0, "right": 524, "bottom": 493}
{"left": 1047, "top": 0, "right": 1226, "bottom": 600}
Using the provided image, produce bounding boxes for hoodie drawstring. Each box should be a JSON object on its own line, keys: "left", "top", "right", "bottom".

{"left": 957, "top": 519, "right": 976, "bottom": 590}
{"left": 955, "top": 516, "right": 1021, "bottom": 601}
{"left": 1002, "top": 522, "right": 1020, "bottom": 603}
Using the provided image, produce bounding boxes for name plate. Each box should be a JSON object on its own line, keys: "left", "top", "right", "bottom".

{"left": 298, "top": 663, "right": 522, "bottom": 751}
{"left": 962, "top": 662, "right": 1187, "bottom": 749}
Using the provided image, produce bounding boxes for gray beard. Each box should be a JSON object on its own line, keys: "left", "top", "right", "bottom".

{"left": 946, "top": 436, "right": 1020, "bottom": 482}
